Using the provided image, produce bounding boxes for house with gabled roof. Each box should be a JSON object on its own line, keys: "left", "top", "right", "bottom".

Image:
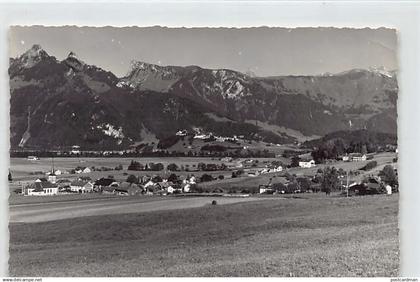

{"left": 24, "top": 179, "right": 58, "bottom": 196}
{"left": 298, "top": 159, "right": 316, "bottom": 168}
{"left": 114, "top": 182, "right": 142, "bottom": 196}
{"left": 349, "top": 153, "right": 367, "bottom": 162}
{"left": 94, "top": 178, "right": 118, "bottom": 192}
{"left": 70, "top": 180, "right": 94, "bottom": 193}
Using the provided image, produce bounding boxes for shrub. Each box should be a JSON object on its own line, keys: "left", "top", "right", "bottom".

{"left": 360, "top": 161, "right": 377, "bottom": 171}
{"left": 200, "top": 174, "right": 214, "bottom": 182}
{"left": 157, "top": 135, "right": 181, "bottom": 149}
{"left": 126, "top": 175, "right": 138, "bottom": 184}
{"left": 379, "top": 165, "right": 398, "bottom": 187}
{"left": 167, "top": 163, "right": 179, "bottom": 171}
{"left": 128, "top": 160, "right": 144, "bottom": 171}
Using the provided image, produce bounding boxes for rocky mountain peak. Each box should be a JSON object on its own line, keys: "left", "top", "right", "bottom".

{"left": 63, "top": 51, "right": 85, "bottom": 71}
{"left": 18, "top": 44, "right": 50, "bottom": 68}
{"left": 67, "top": 51, "right": 78, "bottom": 59}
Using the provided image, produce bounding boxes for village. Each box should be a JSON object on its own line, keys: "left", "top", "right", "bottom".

{"left": 12, "top": 147, "right": 398, "bottom": 198}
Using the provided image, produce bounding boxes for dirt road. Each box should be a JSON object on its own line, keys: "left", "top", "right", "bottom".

{"left": 9, "top": 196, "right": 266, "bottom": 223}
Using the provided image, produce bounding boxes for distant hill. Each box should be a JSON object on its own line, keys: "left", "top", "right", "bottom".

{"left": 9, "top": 45, "right": 398, "bottom": 150}
{"left": 303, "top": 129, "right": 397, "bottom": 149}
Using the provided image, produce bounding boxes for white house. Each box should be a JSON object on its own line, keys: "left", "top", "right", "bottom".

{"left": 299, "top": 160, "right": 316, "bottom": 168}
{"left": 193, "top": 134, "right": 209, "bottom": 139}
{"left": 144, "top": 180, "right": 156, "bottom": 188}
{"left": 342, "top": 155, "right": 350, "bottom": 162}
{"left": 71, "top": 145, "right": 80, "bottom": 155}
{"left": 27, "top": 156, "right": 39, "bottom": 161}
{"left": 25, "top": 179, "right": 58, "bottom": 196}
{"left": 70, "top": 180, "right": 94, "bottom": 193}
{"left": 189, "top": 176, "right": 197, "bottom": 184}
{"left": 82, "top": 167, "right": 92, "bottom": 173}
{"left": 183, "top": 183, "right": 191, "bottom": 193}
{"left": 259, "top": 187, "right": 268, "bottom": 194}
{"left": 272, "top": 166, "right": 283, "bottom": 172}
{"left": 260, "top": 168, "right": 270, "bottom": 174}
{"left": 176, "top": 130, "right": 187, "bottom": 136}
{"left": 166, "top": 185, "right": 174, "bottom": 194}
{"left": 349, "top": 153, "right": 367, "bottom": 162}
{"left": 385, "top": 185, "right": 392, "bottom": 195}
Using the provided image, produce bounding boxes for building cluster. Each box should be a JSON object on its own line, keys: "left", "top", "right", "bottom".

{"left": 22, "top": 169, "right": 199, "bottom": 196}
{"left": 340, "top": 153, "right": 378, "bottom": 162}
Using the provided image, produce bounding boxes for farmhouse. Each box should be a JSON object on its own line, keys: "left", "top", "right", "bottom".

{"left": 182, "top": 183, "right": 193, "bottom": 193}
{"left": 75, "top": 167, "right": 92, "bottom": 174}
{"left": 259, "top": 185, "right": 273, "bottom": 194}
{"left": 342, "top": 155, "right": 350, "bottom": 162}
{"left": 24, "top": 179, "right": 58, "bottom": 196}
{"left": 114, "top": 182, "right": 142, "bottom": 196}
{"left": 71, "top": 145, "right": 80, "bottom": 154}
{"left": 94, "top": 178, "right": 118, "bottom": 192}
{"left": 82, "top": 167, "right": 92, "bottom": 173}
{"left": 144, "top": 180, "right": 156, "bottom": 188}
{"left": 70, "top": 180, "right": 94, "bottom": 193}
{"left": 221, "top": 157, "right": 233, "bottom": 162}
{"left": 175, "top": 129, "right": 187, "bottom": 136}
{"left": 299, "top": 159, "right": 316, "bottom": 168}
{"left": 161, "top": 182, "right": 175, "bottom": 194}
{"left": 349, "top": 153, "right": 367, "bottom": 162}
{"left": 27, "top": 155, "right": 40, "bottom": 161}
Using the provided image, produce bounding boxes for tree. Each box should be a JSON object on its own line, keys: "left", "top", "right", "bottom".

{"left": 115, "top": 164, "right": 123, "bottom": 171}
{"left": 126, "top": 174, "right": 138, "bottom": 184}
{"left": 149, "top": 162, "right": 164, "bottom": 171}
{"left": 296, "top": 177, "right": 311, "bottom": 192}
{"left": 168, "top": 173, "right": 179, "bottom": 183}
{"left": 8, "top": 171, "right": 12, "bottom": 182}
{"left": 167, "top": 163, "right": 179, "bottom": 171}
{"left": 321, "top": 166, "right": 339, "bottom": 195}
{"left": 272, "top": 182, "right": 286, "bottom": 193}
{"left": 197, "top": 162, "right": 206, "bottom": 171}
{"left": 200, "top": 174, "right": 214, "bottom": 182}
{"left": 379, "top": 165, "right": 398, "bottom": 187}
{"left": 128, "top": 160, "right": 143, "bottom": 171}
{"left": 361, "top": 161, "right": 377, "bottom": 171}
{"left": 152, "top": 175, "right": 163, "bottom": 183}
{"left": 290, "top": 156, "right": 301, "bottom": 167}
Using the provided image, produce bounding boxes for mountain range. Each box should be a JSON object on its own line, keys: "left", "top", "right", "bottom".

{"left": 9, "top": 45, "right": 398, "bottom": 150}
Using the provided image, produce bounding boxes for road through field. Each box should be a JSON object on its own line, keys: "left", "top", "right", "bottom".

{"left": 9, "top": 196, "right": 269, "bottom": 223}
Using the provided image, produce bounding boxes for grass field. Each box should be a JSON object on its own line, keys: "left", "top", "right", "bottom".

{"left": 9, "top": 156, "right": 286, "bottom": 184}
{"left": 9, "top": 194, "right": 399, "bottom": 277}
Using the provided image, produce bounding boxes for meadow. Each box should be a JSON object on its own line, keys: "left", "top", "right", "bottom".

{"left": 9, "top": 194, "right": 399, "bottom": 277}
{"left": 9, "top": 156, "right": 283, "bottom": 185}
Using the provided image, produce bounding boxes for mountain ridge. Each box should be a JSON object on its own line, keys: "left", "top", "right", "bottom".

{"left": 9, "top": 45, "right": 398, "bottom": 150}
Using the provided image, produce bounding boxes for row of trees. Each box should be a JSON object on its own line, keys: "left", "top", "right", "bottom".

{"left": 127, "top": 161, "right": 165, "bottom": 171}
{"left": 127, "top": 161, "right": 230, "bottom": 172}
{"left": 310, "top": 138, "right": 397, "bottom": 164}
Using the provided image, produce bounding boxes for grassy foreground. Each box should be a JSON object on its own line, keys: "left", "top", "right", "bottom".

{"left": 9, "top": 194, "right": 399, "bottom": 277}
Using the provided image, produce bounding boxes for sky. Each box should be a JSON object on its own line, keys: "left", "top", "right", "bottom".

{"left": 9, "top": 26, "right": 398, "bottom": 77}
